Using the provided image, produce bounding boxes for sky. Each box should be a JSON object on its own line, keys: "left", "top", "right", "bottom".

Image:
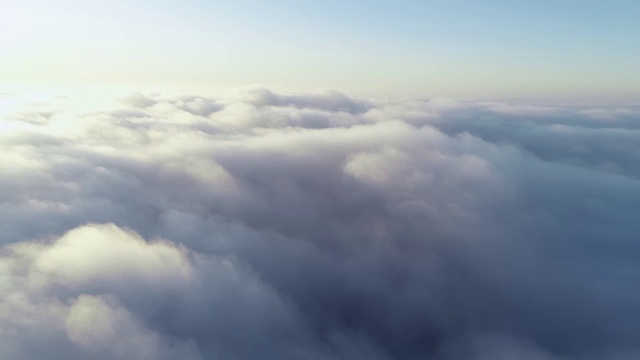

{"left": 2, "top": 2, "right": 640, "bottom": 358}
{"left": 1, "top": 0, "right": 639, "bottom": 102}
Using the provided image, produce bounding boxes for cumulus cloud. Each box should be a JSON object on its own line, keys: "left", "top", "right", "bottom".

{"left": 1, "top": 87, "right": 640, "bottom": 359}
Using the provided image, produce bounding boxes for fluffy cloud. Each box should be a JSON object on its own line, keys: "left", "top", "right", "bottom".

{"left": 1, "top": 87, "right": 639, "bottom": 359}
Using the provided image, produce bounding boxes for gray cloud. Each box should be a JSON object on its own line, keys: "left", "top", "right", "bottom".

{"left": 1, "top": 88, "right": 639, "bottom": 359}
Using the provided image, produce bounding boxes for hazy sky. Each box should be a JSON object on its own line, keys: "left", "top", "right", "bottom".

{"left": 2, "top": 0, "right": 639, "bottom": 101}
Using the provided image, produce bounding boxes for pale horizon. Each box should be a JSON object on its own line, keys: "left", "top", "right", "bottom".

{"left": 3, "top": 0, "right": 640, "bottom": 103}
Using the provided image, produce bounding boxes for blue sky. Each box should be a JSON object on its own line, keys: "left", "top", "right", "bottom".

{"left": 1, "top": 0, "right": 639, "bottom": 102}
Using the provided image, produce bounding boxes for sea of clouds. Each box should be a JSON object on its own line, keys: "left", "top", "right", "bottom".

{"left": 1, "top": 86, "right": 639, "bottom": 359}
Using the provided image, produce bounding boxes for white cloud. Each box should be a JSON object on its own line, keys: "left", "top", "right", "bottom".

{"left": 1, "top": 87, "right": 639, "bottom": 359}
{"left": 34, "top": 224, "right": 195, "bottom": 290}
{"left": 65, "top": 294, "right": 202, "bottom": 360}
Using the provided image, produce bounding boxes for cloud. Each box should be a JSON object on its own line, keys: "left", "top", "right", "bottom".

{"left": 0, "top": 224, "right": 202, "bottom": 360}
{"left": 236, "top": 86, "right": 372, "bottom": 114}
{"left": 65, "top": 294, "right": 201, "bottom": 360}
{"left": 1, "top": 87, "right": 639, "bottom": 359}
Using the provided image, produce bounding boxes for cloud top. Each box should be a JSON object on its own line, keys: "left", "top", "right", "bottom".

{"left": 1, "top": 87, "right": 640, "bottom": 359}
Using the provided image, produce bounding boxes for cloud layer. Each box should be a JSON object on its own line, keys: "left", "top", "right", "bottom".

{"left": 1, "top": 87, "right": 640, "bottom": 359}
